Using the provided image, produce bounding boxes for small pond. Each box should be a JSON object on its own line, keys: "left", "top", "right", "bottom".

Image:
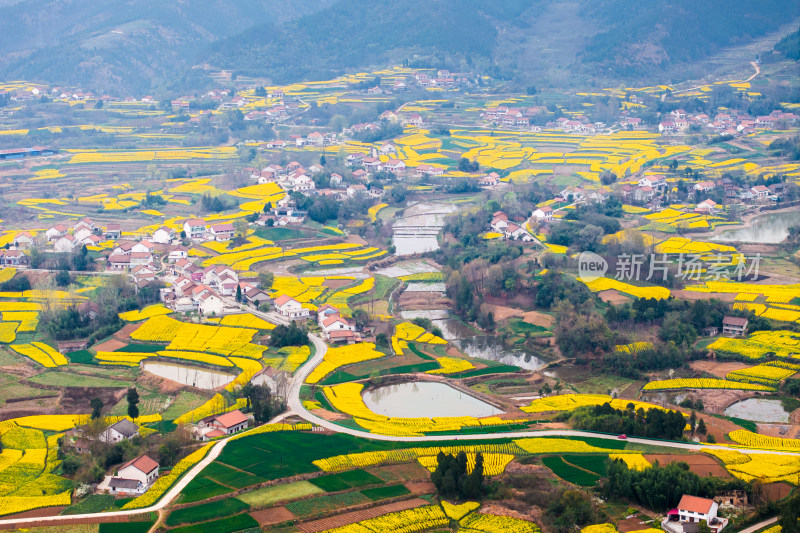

{"left": 454, "top": 336, "right": 547, "bottom": 371}
{"left": 362, "top": 381, "right": 502, "bottom": 418}
{"left": 713, "top": 209, "right": 800, "bottom": 244}
{"left": 724, "top": 398, "right": 790, "bottom": 423}
{"left": 142, "top": 361, "right": 235, "bottom": 390}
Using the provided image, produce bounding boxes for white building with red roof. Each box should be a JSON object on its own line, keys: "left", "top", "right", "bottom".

{"left": 109, "top": 454, "right": 159, "bottom": 495}
{"left": 274, "top": 295, "right": 309, "bottom": 319}
{"left": 183, "top": 218, "right": 207, "bottom": 240}
{"left": 196, "top": 409, "right": 249, "bottom": 440}
{"left": 206, "top": 223, "right": 235, "bottom": 242}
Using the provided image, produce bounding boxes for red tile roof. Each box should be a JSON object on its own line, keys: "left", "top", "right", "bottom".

{"left": 121, "top": 454, "right": 159, "bottom": 475}
{"left": 677, "top": 495, "right": 714, "bottom": 514}
{"left": 274, "top": 295, "right": 296, "bottom": 307}
{"left": 212, "top": 409, "right": 248, "bottom": 428}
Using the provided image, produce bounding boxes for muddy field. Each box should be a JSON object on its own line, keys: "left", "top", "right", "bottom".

{"left": 596, "top": 289, "right": 633, "bottom": 305}
{"left": 690, "top": 360, "right": 751, "bottom": 379}
{"left": 644, "top": 454, "right": 730, "bottom": 478}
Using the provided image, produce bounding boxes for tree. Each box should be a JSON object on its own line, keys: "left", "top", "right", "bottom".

{"left": 689, "top": 411, "right": 697, "bottom": 437}
{"left": 241, "top": 383, "right": 281, "bottom": 423}
{"left": 90, "top": 398, "right": 103, "bottom": 419}
{"left": 320, "top": 154, "right": 327, "bottom": 166}
{"left": 780, "top": 491, "right": 800, "bottom": 533}
{"left": 126, "top": 387, "right": 140, "bottom": 420}
{"left": 236, "top": 285, "right": 242, "bottom": 303}
{"left": 264, "top": 202, "right": 272, "bottom": 213}
{"left": 697, "top": 521, "right": 712, "bottom": 533}
{"left": 234, "top": 218, "right": 249, "bottom": 239}
{"left": 180, "top": 230, "right": 187, "bottom": 239}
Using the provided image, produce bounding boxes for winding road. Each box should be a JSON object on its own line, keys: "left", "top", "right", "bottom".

{"left": 0, "top": 330, "right": 794, "bottom": 528}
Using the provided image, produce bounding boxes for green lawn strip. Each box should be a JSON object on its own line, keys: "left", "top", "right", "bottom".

{"left": 456, "top": 365, "right": 521, "bottom": 378}
{"left": 180, "top": 476, "right": 234, "bottom": 504}
{"left": 541, "top": 456, "right": 601, "bottom": 487}
{"left": 115, "top": 343, "right": 166, "bottom": 353}
{"left": 201, "top": 462, "right": 267, "bottom": 489}
{"left": 98, "top": 519, "right": 156, "bottom": 533}
{"left": 168, "top": 513, "right": 259, "bottom": 533}
{"left": 26, "top": 372, "right": 129, "bottom": 388}
{"left": 561, "top": 455, "right": 608, "bottom": 476}
{"left": 61, "top": 494, "right": 114, "bottom": 515}
{"left": 254, "top": 227, "right": 306, "bottom": 240}
{"left": 237, "top": 481, "right": 324, "bottom": 508}
{"left": 360, "top": 484, "right": 411, "bottom": 501}
{"left": 309, "top": 469, "right": 383, "bottom": 491}
{"left": 285, "top": 491, "right": 370, "bottom": 518}
{"left": 407, "top": 343, "right": 435, "bottom": 361}
{"left": 166, "top": 497, "right": 250, "bottom": 527}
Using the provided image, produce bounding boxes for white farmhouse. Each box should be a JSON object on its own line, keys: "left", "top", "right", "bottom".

{"left": 109, "top": 455, "right": 159, "bottom": 496}
{"left": 152, "top": 227, "right": 175, "bottom": 244}
{"left": 100, "top": 419, "right": 139, "bottom": 443}
{"left": 274, "top": 295, "right": 310, "bottom": 319}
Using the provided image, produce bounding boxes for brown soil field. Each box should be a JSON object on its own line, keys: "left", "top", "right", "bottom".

{"left": 596, "top": 289, "right": 632, "bottom": 305}
{"left": 60, "top": 387, "right": 126, "bottom": 413}
{"left": 298, "top": 498, "right": 429, "bottom": 533}
{"left": 644, "top": 454, "right": 730, "bottom": 478}
{"left": 618, "top": 516, "right": 657, "bottom": 532}
{"left": 323, "top": 278, "right": 352, "bottom": 289}
{"left": 370, "top": 462, "right": 430, "bottom": 482}
{"left": 404, "top": 481, "right": 435, "bottom": 495}
{"left": 310, "top": 408, "right": 348, "bottom": 422}
{"left": 250, "top": 507, "right": 295, "bottom": 526}
{"left": 757, "top": 422, "right": 800, "bottom": 440}
{"left": 690, "top": 360, "right": 751, "bottom": 379}
{"left": 93, "top": 338, "right": 126, "bottom": 352}
{"left": 113, "top": 323, "right": 140, "bottom": 341}
{"left": 763, "top": 482, "right": 793, "bottom": 502}
{"left": 482, "top": 303, "right": 523, "bottom": 321}
{"left": 672, "top": 290, "right": 736, "bottom": 302}
{"left": 521, "top": 310, "right": 555, "bottom": 328}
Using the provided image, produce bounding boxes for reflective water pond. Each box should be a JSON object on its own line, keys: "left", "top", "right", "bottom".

{"left": 142, "top": 361, "right": 235, "bottom": 389}
{"left": 714, "top": 209, "right": 800, "bottom": 244}
{"left": 454, "top": 336, "right": 547, "bottom": 371}
{"left": 363, "top": 381, "right": 502, "bottom": 418}
{"left": 724, "top": 398, "right": 790, "bottom": 423}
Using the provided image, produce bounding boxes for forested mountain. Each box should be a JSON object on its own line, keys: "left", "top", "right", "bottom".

{"left": 0, "top": 0, "right": 333, "bottom": 93}
{"left": 0, "top": 0, "right": 797, "bottom": 93}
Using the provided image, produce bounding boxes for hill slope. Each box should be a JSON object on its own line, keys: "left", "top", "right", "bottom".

{"left": 0, "top": 0, "right": 798, "bottom": 92}
{"left": 0, "top": 0, "right": 333, "bottom": 93}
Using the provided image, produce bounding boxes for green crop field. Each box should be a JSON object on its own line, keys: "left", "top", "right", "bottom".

{"left": 286, "top": 491, "right": 370, "bottom": 518}
{"left": 200, "top": 462, "right": 267, "bottom": 489}
{"left": 309, "top": 469, "right": 382, "bottom": 492}
{"left": 61, "top": 494, "right": 114, "bottom": 515}
{"left": 361, "top": 484, "right": 411, "bottom": 501}
{"left": 561, "top": 455, "right": 608, "bottom": 477}
{"left": 180, "top": 476, "right": 233, "bottom": 504}
{"left": 542, "top": 456, "right": 601, "bottom": 487}
{"left": 27, "top": 372, "right": 130, "bottom": 388}
{"left": 169, "top": 514, "right": 259, "bottom": 533}
{"left": 236, "top": 481, "right": 324, "bottom": 508}
{"left": 98, "top": 520, "right": 156, "bottom": 533}
{"left": 166, "top": 497, "right": 250, "bottom": 526}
